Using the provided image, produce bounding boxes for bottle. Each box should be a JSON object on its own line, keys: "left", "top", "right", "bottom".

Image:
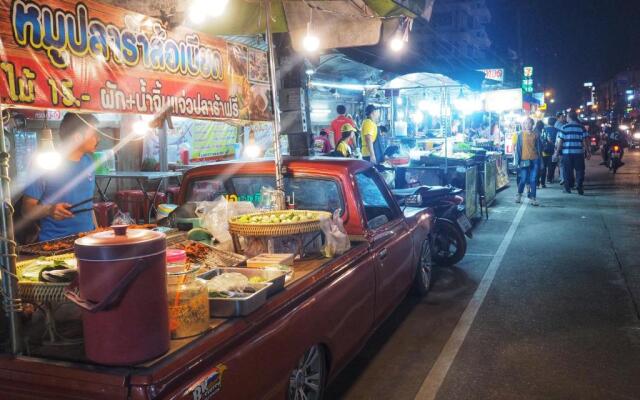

{"left": 166, "top": 250, "right": 209, "bottom": 339}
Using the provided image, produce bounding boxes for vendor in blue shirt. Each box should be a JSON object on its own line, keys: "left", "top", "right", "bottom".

{"left": 23, "top": 112, "right": 99, "bottom": 241}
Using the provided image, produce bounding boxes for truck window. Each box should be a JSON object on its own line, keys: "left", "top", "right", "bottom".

{"left": 186, "top": 175, "right": 344, "bottom": 213}
{"left": 355, "top": 170, "right": 398, "bottom": 229}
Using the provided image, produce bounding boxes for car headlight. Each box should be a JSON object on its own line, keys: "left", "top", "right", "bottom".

{"left": 620, "top": 124, "right": 629, "bottom": 131}
{"left": 634, "top": 132, "right": 640, "bottom": 139}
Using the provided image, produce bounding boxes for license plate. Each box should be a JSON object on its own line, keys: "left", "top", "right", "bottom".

{"left": 612, "top": 153, "right": 620, "bottom": 158}
{"left": 457, "top": 215, "right": 472, "bottom": 232}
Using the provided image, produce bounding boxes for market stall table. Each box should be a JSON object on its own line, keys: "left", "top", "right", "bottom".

{"left": 95, "top": 171, "right": 183, "bottom": 222}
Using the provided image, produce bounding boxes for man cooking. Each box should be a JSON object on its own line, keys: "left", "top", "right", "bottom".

{"left": 23, "top": 112, "right": 99, "bottom": 241}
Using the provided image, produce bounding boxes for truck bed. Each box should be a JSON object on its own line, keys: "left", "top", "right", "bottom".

{"left": 0, "top": 241, "right": 369, "bottom": 399}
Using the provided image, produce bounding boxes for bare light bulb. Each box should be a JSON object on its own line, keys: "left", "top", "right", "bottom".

{"left": 36, "top": 128, "right": 62, "bottom": 170}
{"left": 244, "top": 144, "right": 261, "bottom": 159}
{"left": 208, "top": 0, "right": 229, "bottom": 17}
{"left": 390, "top": 37, "right": 404, "bottom": 52}
{"left": 132, "top": 120, "right": 151, "bottom": 139}
{"left": 189, "top": 0, "right": 208, "bottom": 24}
{"left": 303, "top": 34, "right": 320, "bottom": 52}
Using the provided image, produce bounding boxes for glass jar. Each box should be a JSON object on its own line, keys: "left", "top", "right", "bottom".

{"left": 166, "top": 250, "right": 209, "bottom": 339}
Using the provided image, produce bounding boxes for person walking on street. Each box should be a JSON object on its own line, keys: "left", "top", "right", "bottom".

{"left": 514, "top": 117, "right": 543, "bottom": 206}
{"left": 554, "top": 112, "right": 567, "bottom": 185}
{"left": 554, "top": 111, "right": 590, "bottom": 195}
{"left": 533, "top": 120, "right": 546, "bottom": 188}
{"left": 540, "top": 117, "right": 560, "bottom": 185}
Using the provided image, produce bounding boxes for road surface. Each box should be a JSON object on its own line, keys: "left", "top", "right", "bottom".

{"left": 327, "top": 151, "right": 640, "bottom": 400}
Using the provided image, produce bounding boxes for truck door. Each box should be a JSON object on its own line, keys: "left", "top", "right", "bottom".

{"left": 354, "top": 169, "right": 414, "bottom": 324}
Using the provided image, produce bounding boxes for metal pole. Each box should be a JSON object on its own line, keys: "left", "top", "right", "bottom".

{"left": 0, "top": 110, "right": 22, "bottom": 355}
{"left": 265, "top": 0, "right": 286, "bottom": 210}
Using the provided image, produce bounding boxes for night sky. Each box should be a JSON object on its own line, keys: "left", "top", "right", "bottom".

{"left": 486, "top": 0, "right": 640, "bottom": 110}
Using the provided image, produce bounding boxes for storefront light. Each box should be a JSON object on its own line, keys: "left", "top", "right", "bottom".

{"left": 411, "top": 111, "right": 424, "bottom": 124}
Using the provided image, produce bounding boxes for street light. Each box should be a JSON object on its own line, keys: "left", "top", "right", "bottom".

{"left": 545, "top": 91, "right": 552, "bottom": 97}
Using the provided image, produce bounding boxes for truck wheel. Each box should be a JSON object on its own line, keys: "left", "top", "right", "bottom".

{"left": 288, "top": 345, "right": 326, "bottom": 400}
{"left": 412, "top": 240, "right": 433, "bottom": 296}
{"left": 432, "top": 220, "right": 467, "bottom": 267}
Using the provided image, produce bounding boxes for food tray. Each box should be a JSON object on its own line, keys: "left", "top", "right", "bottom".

{"left": 16, "top": 254, "right": 75, "bottom": 303}
{"left": 207, "top": 282, "right": 271, "bottom": 317}
{"left": 18, "top": 235, "right": 78, "bottom": 256}
{"left": 18, "top": 225, "right": 159, "bottom": 256}
{"left": 199, "top": 268, "right": 286, "bottom": 297}
{"left": 171, "top": 240, "right": 246, "bottom": 270}
{"left": 228, "top": 210, "right": 331, "bottom": 237}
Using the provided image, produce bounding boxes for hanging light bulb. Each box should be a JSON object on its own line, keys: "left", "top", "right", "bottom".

{"left": 390, "top": 36, "right": 404, "bottom": 52}
{"left": 303, "top": 8, "right": 319, "bottom": 53}
{"left": 36, "top": 128, "right": 61, "bottom": 170}
{"left": 132, "top": 119, "right": 152, "bottom": 139}
{"left": 189, "top": 0, "right": 228, "bottom": 23}
{"left": 303, "top": 25, "right": 320, "bottom": 52}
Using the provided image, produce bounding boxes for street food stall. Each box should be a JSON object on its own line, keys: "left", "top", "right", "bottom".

{"left": 0, "top": 0, "right": 435, "bottom": 398}
{"left": 382, "top": 72, "right": 482, "bottom": 217}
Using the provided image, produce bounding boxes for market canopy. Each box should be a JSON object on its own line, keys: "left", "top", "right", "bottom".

{"left": 106, "top": 0, "right": 434, "bottom": 52}
{"left": 383, "top": 72, "right": 466, "bottom": 90}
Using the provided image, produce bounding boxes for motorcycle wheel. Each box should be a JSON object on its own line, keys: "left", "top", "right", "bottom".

{"left": 432, "top": 219, "right": 467, "bottom": 267}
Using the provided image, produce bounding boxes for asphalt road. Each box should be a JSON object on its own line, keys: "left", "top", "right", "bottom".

{"left": 327, "top": 150, "right": 640, "bottom": 400}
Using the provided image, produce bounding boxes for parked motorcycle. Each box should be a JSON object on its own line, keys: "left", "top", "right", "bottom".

{"left": 393, "top": 186, "right": 472, "bottom": 266}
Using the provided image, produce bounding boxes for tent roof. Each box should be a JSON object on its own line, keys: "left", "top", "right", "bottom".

{"left": 383, "top": 72, "right": 464, "bottom": 89}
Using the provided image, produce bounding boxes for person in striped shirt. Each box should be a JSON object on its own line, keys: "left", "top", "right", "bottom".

{"left": 554, "top": 111, "right": 590, "bottom": 195}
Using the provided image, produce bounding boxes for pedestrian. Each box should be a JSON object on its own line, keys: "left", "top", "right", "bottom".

{"left": 329, "top": 105, "right": 356, "bottom": 148}
{"left": 533, "top": 120, "right": 546, "bottom": 188}
{"left": 554, "top": 111, "right": 590, "bottom": 195}
{"left": 514, "top": 117, "right": 542, "bottom": 206}
{"left": 22, "top": 112, "right": 99, "bottom": 241}
{"left": 313, "top": 129, "right": 333, "bottom": 154}
{"left": 334, "top": 124, "right": 356, "bottom": 158}
{"left": 554, "top": 112, "right": 567, "bottom": 185}
{"left": 541, "top": 117, "right": 560, "bottom": 184}
{"left": 361, "top": 104, "right": 381, "bottom": 164}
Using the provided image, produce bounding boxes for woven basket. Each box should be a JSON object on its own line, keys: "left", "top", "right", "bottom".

{"left": 228, "top": 210, "right": 331, "bottom": 237}
{"left": 16, "top": 253, "right": 75, "bottom": 304}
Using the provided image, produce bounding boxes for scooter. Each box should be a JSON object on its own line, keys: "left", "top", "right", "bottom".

{"left": 589, "top": 136, "right": 599, "bottom": 154}
{"left": 609, "top": 144, "right": 622, "bottom": 174}
{"left": 393, "top": 186, "right": 472, "bottom": 267}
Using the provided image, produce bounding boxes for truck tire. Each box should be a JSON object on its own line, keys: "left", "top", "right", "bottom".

{"left": 412, "top": 240, "right": 433, "bottom": 296}
{"left": 432, "top": 219, "right": 467, "bottom": 267}
{"left": 288, "top": 345, "right": 326, "bottom": 400}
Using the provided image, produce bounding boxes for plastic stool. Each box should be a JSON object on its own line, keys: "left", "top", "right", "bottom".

{"left": 114, "top": 190, "right": 145, "bottom": 222}
{"left": 92, "top": 202, "right": 119, "bottom": 227}
{"left": 166, "top": 186, "right": 181, "bottom": 204}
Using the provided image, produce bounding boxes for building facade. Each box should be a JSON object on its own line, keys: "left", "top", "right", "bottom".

{"left": 597, "top": 70, "right": 640, "bottom": 115}
{"left": 418, "top": 0, "right": 492, "bottom": 64}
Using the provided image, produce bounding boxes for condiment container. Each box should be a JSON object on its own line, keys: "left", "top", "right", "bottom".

{"left": 66, "top": 225, "right": 169, "bottom": 365}
{"left": 166, "top": 250, "right": 209, "bottom": 339}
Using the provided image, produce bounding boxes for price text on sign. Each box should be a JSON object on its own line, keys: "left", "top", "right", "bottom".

{"left": 0, "top": 0, "right": 273, "bottom": 121}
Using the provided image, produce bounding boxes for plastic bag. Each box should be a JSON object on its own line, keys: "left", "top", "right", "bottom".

{"left": 196, "top": 198, "right": 256, "bottom": 245}
{"left": 196, "top": 197, "right": 232, "bottom": 244}
{"left": 112, "top": 211, "right": 135, "bottom": 225}
{"left": 320, "top": 209, "right": 350, "bottom": 258}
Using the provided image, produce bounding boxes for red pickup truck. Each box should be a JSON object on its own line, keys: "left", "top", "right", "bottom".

{"left": 0, "top": 158, "right": 434, "bottom": 400}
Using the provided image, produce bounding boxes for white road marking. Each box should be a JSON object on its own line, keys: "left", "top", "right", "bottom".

{"left": 415, "top": 202, "right": 528, "bottom": 400}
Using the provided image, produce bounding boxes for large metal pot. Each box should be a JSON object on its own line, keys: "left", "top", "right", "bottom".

{"left": 66, "top": 225, "right": 169, "bottom": 365}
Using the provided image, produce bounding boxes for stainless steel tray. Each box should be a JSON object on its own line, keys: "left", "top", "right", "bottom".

{"left": 207, "top": 282, "right": 271, "bottom": 317}
{"left": 199, "top": 267, "right": 286, "bottom": 297}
